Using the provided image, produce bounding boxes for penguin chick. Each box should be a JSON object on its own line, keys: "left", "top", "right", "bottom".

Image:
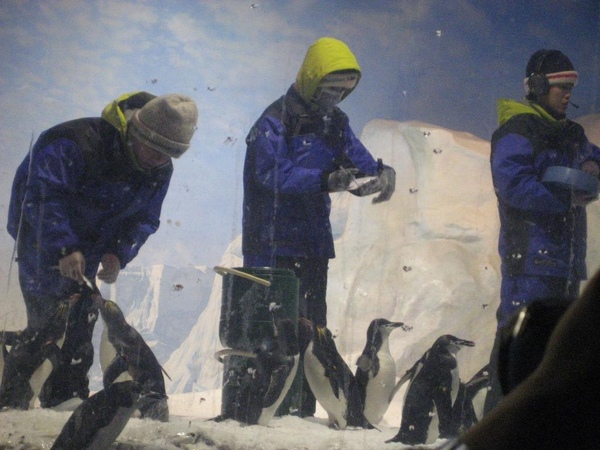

{"left": 387, "top": 334, "right": 475, "bottom": 445}
{"left": 355, "top": 318, "right": 407, "bottom": 424}
{"left": 298, "top": 318, "right": 372, "bottom": 430}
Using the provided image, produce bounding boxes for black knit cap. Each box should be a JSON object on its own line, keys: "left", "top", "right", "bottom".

{"left": 526, "top": 49, "right": 575, "bottom": 76}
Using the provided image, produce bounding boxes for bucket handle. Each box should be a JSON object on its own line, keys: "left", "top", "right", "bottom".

{"left": 213, "top": 266, "right": 272, "bottom": 287}
{"left": 214, "top": 348, "right": 257, "bottom": 363}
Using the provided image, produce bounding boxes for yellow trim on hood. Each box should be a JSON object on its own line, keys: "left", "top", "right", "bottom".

{"left": 295, "top": 37, "right": 361, "bottom": 103}
{"left": 101, "top": 91, "right": 156, "bottom": 143}
{"left": 497, "top": 98, "right": 557, "bottom": 126}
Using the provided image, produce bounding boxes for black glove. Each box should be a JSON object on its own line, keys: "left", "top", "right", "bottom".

{"left": 326, "top": 168, "right": 358, "bottom": 192}
{"left": 349, "top": 162, "right": 396, "bottom": 203}
{"left": 373, "top": 165, "right": 395, "bottom": 203}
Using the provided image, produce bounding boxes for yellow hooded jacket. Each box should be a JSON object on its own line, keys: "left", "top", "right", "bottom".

{"left": 295, "top": 37, "right": 361, "bottom": 104}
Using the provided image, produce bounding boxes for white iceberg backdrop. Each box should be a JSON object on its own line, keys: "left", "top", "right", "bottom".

{"left": 2, "top": 117, "right": 600, "bottom": 448}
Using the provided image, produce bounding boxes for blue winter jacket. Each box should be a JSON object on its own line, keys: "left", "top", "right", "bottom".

{"left": 491, "top": 99, "right": 600, "bottom": 280}
{"left": 242, "top": 86, "right": 379, "bottom": 259}
{"left": 7, "top": 92, "right": 172, "bottom": 298}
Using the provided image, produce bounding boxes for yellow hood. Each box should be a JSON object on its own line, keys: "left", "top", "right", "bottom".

{"left": 101, "top": 91, "right": 156, "bottom": 143}
{"left": 295, "top": 37, "right": 361, "bottom": 103}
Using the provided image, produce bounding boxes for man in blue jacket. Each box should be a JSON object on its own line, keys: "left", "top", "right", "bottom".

{"left": 484, "top": 49, "right": 600, "bottom": 413}
{"left": 2, "top": 92, "right": 198, "bottom": 409}
{"left": 242, "top": 37, "right": 395, "bottom": 416}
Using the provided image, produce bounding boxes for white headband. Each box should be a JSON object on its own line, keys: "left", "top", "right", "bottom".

{"left": 524, "top": 70, "right": 579, "bottom": 93}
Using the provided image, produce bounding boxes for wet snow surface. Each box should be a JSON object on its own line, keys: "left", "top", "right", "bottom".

{"left": 0, "top": 390, "right": 449, "bottom": 449}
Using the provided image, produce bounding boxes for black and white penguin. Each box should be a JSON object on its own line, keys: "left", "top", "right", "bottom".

{"left": 51, "top": 378, "right": 141, "bottom": 450}
{"left": 355, "top": 318, "right": 408, "bottom": 425}
{"left": 0, "top": 296, "right": 78, "bottom": 410}
{"left": 243, "top": 317, "right": 300, "bottom": 425}
{"left": 453, "top": 364, "right": 490, "bottom": 432}
{"left": 95, "top": 294, "right": 169, "bottom": 422}
{"left": 386, "top": 334, "right": 475, "bottom": 445}
{"left": 298, "top": 318, "right": 372, "bottom": 430}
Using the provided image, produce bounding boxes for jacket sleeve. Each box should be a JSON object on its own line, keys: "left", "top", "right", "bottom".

{"left": 491, "top": 132, "right": 571, "bottom": 215}
{"left": 250, "top": 116, "right": 326, "bottom": 194}
{"left": 578, "top": 140, "right": 600, "bottom": 168}
{"left": 18, "top": 138, "right": 86, "bottom": 262}
{"left": 342, "top": 124, "right": 380, "bottom": 176}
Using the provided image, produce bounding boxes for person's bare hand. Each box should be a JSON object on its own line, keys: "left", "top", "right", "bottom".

{"left": 97, "top": 253, "right": 120, "bottom": 283}
{"left": 58, "top": 251, "right": 86, "bottom": 283}
{"left": 581, "top": 160, "right": 600, "bottom": 177}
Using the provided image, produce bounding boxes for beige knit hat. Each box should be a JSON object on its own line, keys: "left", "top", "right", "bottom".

{"left": 129, "top": 94, "right": 198, "bottom": 158}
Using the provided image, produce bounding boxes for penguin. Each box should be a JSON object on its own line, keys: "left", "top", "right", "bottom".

{"left": 39, "top": 289, "right": 100, "bottom": 409}
{"left": 95, "top": 294, "right": 170, "bottom": 422}
{"left": 453, "top": 364, "right": 490, "bottom": 432}
{"left": 51, "top": 378, "right": 141, "bottom": 450}
{"left": 0, "top": 295, "right": 78, "bottom": 410}
{"left": 298, "top": 318, "right": 372, "bottom": 430}
{"left": 242, "top": 317, "right": 300, "bottom": 425}
{"left": 386, "top": 334, "right": 475, "bottom": 445}
{"left": 355, "top": 318, "right": 408, "bottom": 425}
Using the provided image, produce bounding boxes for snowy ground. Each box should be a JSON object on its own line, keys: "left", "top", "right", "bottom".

{"left": 0, "top": 389, "right": 451, "bottom": 449}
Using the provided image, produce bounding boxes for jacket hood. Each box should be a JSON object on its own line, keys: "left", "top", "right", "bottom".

{"left": 101, "top": 91, "right": 157, "bottom": 143}
{"left": 497, "top": 98, "right": 557, "bottom": 126}
{"left": 295, "top": 37, "right": 361, "bottom": 103}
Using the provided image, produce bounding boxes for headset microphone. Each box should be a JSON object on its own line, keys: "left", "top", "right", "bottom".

{"left": 569, "top": 101, "right": 579, "bottom": 109}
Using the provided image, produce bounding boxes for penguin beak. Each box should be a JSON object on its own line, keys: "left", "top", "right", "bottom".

{"left": 385, "top": 322, "right": 404, "bottom": 331}
{"left": 456, "top": 339, "right": 475, "bottom": 347}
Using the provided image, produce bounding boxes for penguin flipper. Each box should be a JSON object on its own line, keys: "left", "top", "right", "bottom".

{"left": 261, "top": 360, "right": 294, "bottom": 408}
{"left": 389, "top": 364, "right": 417, "bottom": 402}
{"left": 41, "top": 341, "right": 62, "bottom": 367}
{"left": 465, "top": 365, "right": 490, "bottom": 391}
{"left": 103, "top": 356, "right": 130, "bottom": 388}
{"left": 312, "top": 327, "right": 353, "bottom": 400}
{"left": 356, "top": 354, "right": 373, "bottom": 372}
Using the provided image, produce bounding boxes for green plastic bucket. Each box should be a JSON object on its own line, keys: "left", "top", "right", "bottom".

{"left": 218, "top": 267, "right": 299, "bottom": 350}
{"left": 216, "top": 266, "right": 301, "bottom": 419}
